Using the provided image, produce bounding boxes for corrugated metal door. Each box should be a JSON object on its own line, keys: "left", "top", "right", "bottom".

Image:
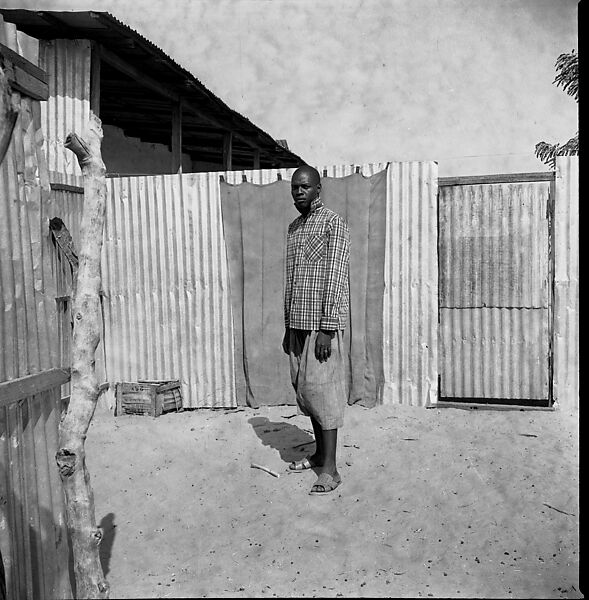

{"left": 438, "top": 175, "right": 553, "bottom": 407}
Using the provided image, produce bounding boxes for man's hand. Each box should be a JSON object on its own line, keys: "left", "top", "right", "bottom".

{"left": 315, "top": 330, "right": 334, "bottom": 363}
{"left": 282, "top": 328, "right": 290, "bottom": 355}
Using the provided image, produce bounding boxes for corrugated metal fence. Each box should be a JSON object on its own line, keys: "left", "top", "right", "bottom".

{"left": 1, "top": 17, "right": 72, "bottom": 599}
{"left": 438, "top": 178, "right": 551, "bottom": 402}
{"left": 102, "top": 174, "right": 234, "bottom": 408}
{"left": 101, "top": 162, "right": 438, "bottom": 408}
{"left": 39, "top": 38, "right": 91, "bottom": 180}
{"left": 383, "top": 161, "right": 438, "bottom": 406}
{"left": 0, "top": 81, "right": 59, "bottom": 381}
{"left": 0, "top": 371, "right": 72, "bottom": 600}
{"left": 553, "top": 156, "right": 579, "bottom": 408}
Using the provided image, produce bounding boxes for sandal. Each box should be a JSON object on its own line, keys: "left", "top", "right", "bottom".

{"left": 289, "top": 457, "right": 314, "bottom": 471}
{"left": 309, "top": 472, "right": 341, "bottom": 495}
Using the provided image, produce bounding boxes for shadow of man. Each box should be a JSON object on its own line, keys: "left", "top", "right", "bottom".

{"left": 248, "top": 416, "right": 315, "bottom": 464}
{"left": 98, "top": 513, "right": 116, "bottom": 577}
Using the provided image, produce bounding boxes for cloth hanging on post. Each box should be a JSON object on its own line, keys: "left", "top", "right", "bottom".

{"left": 220, "top": 169, "right": 387, "bottom": 408}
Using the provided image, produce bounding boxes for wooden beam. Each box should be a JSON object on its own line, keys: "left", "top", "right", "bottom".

{"left": 0, "top": 368, "right": 71, "bottom": 407}
{"left": 37, "top": 11, "right": 78, "bottom": 36}
{"left": 0, "top": 42, "right": 49, "bottom": 100}
{"left": 100, "top": 45, "right": 179, "bottom": 103}
{"left": 223, "top": 131, "right": 233, "bottom": 171}
{"left": 435, "top": 400, "right": 553, "bottom": 411}
{"left": 438, "top": 172, "right": 555, "bottom": 187}
{"left": 0, "top": 42, "right": 47, "bottom": 82}
{"left": 253, "top": 148, "right": 261, "bottom": 170}
{"left": 172, "top": 101, "right": 182, "bottom": 173}
{"left": 90, "top": 42, "right": 101, "bottom": 117}
{"left": 183, "top": 144, "right": 253, "bottom": 156}
{"left": 50, "top": 182, "right": 84, "bottom": 194}
{"left": 181, "top": 101, "right": 278, "bottom": 159}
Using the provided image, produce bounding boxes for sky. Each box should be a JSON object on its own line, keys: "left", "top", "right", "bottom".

{"left": 6, "top": 0, "right": 579, "bottom": 175}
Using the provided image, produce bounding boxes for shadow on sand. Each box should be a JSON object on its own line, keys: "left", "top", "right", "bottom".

{"left": 248, "top": 416, "right": 315, "bottom": 464}
{"left": 98, "top": 513, "right": 116, "bottom": 577}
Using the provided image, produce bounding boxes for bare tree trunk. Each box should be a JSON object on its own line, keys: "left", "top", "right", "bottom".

{"left": 55, "top": 113, "right": 109, "bottom": 599}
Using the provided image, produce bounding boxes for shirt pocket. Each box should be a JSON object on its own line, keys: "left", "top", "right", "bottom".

{"left": 304, "top": 234, "right": 326, "bottom": 263}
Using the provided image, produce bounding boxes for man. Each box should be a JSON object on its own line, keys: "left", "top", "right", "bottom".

{"left": 282, "top": 165, "right": 350, "bottom": 495}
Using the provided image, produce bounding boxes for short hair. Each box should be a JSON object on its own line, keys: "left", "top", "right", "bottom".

{"left": 293, "top": 165, "right": 321, "bottom": 185}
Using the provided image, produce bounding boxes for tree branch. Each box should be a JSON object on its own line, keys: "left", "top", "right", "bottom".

{"left": 58, "top": 112, "right": 110, "bottom": 599}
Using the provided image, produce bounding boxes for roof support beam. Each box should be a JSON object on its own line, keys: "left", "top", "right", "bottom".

{"left": 100, "top": 45, "right": 179, "bottom": 103}
{"left": 184, "top": 99, "right": 279, "bottom": 159}
{"left": 171, "top": 101, "right": 182, "bottom": 173}
{"left": 36, "top": 11, "right": 78, "bottom": 36}
{"left": 90, "top": 42, "right": 100, "bottom": 117}
{"left": 223, "top": 131, "right": 233, "bottom": 171}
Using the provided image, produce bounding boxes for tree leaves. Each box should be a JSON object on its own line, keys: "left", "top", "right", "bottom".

{"left": 535, "top": 133, "right": 579, "bottom": 169}
{"left": 553, "top": 50, "right": 578, "bottom": 102}
{"left": 535, "top": 50, "right": 578, "bottom": 167}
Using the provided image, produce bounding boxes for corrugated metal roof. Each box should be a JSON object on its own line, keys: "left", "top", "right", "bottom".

{"left": 0, "top": 9, "right": 306, "bottom": 169}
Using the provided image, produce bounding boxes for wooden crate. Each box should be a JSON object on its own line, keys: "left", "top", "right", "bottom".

{"left": 115, "top": 380, "right": 182, "bottom": 417}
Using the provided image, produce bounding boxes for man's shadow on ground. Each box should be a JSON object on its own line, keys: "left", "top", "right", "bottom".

{"left": 248, "top": 416, "right": 315, "bottom": 464}
{"left": 98, "top": 513, "right": 116, "bottom": 577}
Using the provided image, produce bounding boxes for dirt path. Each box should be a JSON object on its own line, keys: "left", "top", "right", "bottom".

{"left": 86, "top": 402, "right": 580, "bottom": 598}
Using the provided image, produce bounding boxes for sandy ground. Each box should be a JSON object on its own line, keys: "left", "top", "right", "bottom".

{"left": 86, "top": 400, "right": 581, "bottom": 599}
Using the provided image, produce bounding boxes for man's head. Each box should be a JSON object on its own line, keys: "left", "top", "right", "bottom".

{"left": 291, "top": 165, "right": 321, "bottom": 215}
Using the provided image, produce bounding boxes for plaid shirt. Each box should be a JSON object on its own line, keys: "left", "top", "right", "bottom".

{"left": 284, "top": 197, "right": 350, "bottom": 331}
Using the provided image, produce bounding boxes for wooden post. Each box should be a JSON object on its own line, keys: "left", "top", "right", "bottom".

{"left": 172, "top": 101, "right": 182, "bottom": 173}
{"left": 90, "top": 43, "right": 101, "bottom": 118}
{"left": 223, "top": 131, "right": 233, "bottom": 171}
{"left": 56, "top": 112, "right": 110, "bottom": 599}
{"left": 253, "top": 148, "right": 260, "bottom": 170}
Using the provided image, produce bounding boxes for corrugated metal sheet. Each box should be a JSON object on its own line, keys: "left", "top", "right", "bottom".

{"left": 439, "top": 182, "right": 550, "bottom": 308}
{"left": 1, "top": 35, "right": 72, "bottom": 599}
{"left": 382, "top": 161, "right": 439, "bottom": 406}
{"left": 0, "top": 384, "right": 71, "bottom": 600}
{"left": 39, "top": 39, "right": 91, "bottom": 179}
{"left": 102, "top": 173, "right": 235, "bottom": 408}
{"left": 439, "top": 307, "right": 549, "bottom": 399}
{"left": 1, "top": 14, "right": 39, "bottom": 64}
{"left": 439, "top": 180, "right": 550, "bottom": 401}
{"left": 0, "top": 74, "right": 60, "bottom": 381}
{"left": 553, "top": 156, "right": 579, "bottom": 409}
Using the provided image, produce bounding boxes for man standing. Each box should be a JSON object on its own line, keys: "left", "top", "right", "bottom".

{"left": 282, "top": 165, "right": 350, "bottom": 495}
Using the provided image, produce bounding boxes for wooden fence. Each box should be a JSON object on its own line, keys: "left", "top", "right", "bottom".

{"left": 0, "top": 370, "right": 72, "bottom": 599}
{"left": 1, "top": 17, "right": 73, "bottom": 598}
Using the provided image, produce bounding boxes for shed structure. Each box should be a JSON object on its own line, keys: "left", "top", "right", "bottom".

{"left": 0, "top": 9, "right": 305, "bottom": 179}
